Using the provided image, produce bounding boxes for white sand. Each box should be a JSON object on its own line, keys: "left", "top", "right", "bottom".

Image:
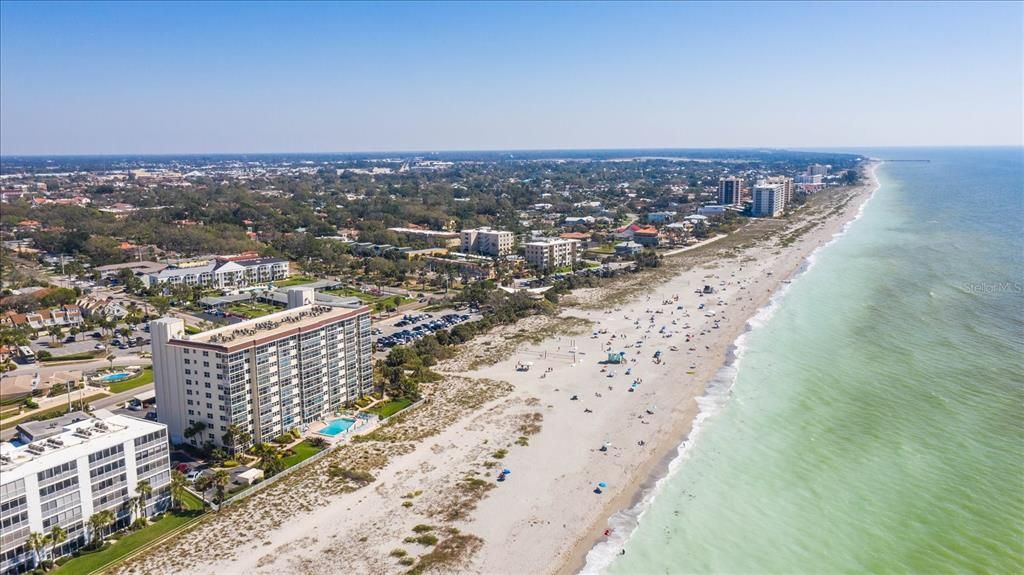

{"left": 117, "top": 167, "right": 878, "bottom": 575}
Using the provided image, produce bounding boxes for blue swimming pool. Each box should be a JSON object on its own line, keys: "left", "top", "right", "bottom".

{"left": 100, "top": 372, "right": 131, "bottom": 382}
{"left": 319, "top": 417, "right": 356, "bottom": 437}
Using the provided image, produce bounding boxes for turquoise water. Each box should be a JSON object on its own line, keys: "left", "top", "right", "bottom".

{"left": 591, "top": 148, "right": 1024, "bottom": 574}
{"left": 100, "top": 372, "right": 131, "bottom": 382}
{"left": 319, "top": 417, "right": 355, "bottom": 436}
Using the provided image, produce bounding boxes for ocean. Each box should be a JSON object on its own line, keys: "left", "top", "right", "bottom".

{"left": 587, "top": 148, "right": 1024, "bottom": 574}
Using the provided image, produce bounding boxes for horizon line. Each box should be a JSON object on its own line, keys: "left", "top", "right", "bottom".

{"left": 1, "top": 144, "right": 1020, "bottom": 159}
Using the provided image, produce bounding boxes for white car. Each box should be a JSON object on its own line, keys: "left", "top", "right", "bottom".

{"left": 186, "top": 470, "right": 203, "bottom": 482}
{"left": 94, "top": 343, "right": 106, "bottom": 350}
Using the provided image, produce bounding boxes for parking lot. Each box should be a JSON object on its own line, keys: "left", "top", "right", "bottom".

{"left": 28, "top": 323, "right": 151, "bottom": 360}
{"left": 373, "top": 310, "right": 480, "bottom": 353}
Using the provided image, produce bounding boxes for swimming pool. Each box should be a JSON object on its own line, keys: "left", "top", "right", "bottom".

{"left": 100, "top": 372, "right": 131, "bottom": 382}
{"left": 318, "top": 417, "right": 356, "bottom": 437}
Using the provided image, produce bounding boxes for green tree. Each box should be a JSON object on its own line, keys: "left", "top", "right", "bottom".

{"left": 88, "top": 509, "right": 115, "bottom": 546}
{"left": 28, "top": 531, "right": 49, "bottom": 567}
{"left": 211, "top": 469, "right": 230, "bottom": 507}
{"left": 48, "top": 525, "right": 67, "bottom": 562}
{"left": 134, "top": 479, "right": 153, "bottom": 521}
{"left": 169, "top": 469, "right": 187, "bottom": 511}
{"left": 47, "top": 325, "right": 63, "bottom": 344}
{"left": 151, "top": 296, "right": 172, "bottom": 316}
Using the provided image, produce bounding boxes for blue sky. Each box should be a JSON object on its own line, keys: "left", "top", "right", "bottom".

{"left": 1, "top": 1, "right": 1021, "bottom": 154}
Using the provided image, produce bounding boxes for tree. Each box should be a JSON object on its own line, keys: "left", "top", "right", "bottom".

{"left": 47, "top": 325, "right": 63, "bottom": 344}
{"left": 106, "top": 353, "right": 116, "bottom": 371}
{"left": 134, "top": 479, "right": 153, "bottom": 521}
{"left": 48, "top": 525, "right": 67, "bottom": 562}
{"left": 28, "top": 531, "right": 48, "bottom": 568}
{"left": 88, "top": 510, "right": 115, "bottom": 547}
{"left": 211, "top": 469, "right": 230, "bottom": 507}
{"left": 222, "top": 424, "right": 251, "bottom": 454}
{"left": 151, "top": 296, "right": 172, "bottom": 316}
{"left": 169, "top": 470, "right": 187, "bottom": 511}
{"left": 251, "top": 442, "right": 285, "bottom": 476}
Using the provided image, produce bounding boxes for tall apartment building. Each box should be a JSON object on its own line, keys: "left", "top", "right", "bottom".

{"left": 0, "top": 412, "right": 170, "bottom": 573}
{"left": 718, "top": 176, "right": 745, "bottom": 206}
{"left": 763, "top": 175, "right": 794, "bottom": 206}
{"left": 752, "top": 183, "right": 785, "bottom": 217}
{"left": 150, "top": 289, "right": 373, "bottom": 448}
{"left": 524, "top": 237, "right": 580, "bottom": 269}
{"left": 460, "top": 227, "right": 514, "bottom": 257}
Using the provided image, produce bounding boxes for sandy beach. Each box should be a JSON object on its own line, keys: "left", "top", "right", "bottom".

{"left": 114, "top": 164, "right": 878, "bottom": 575}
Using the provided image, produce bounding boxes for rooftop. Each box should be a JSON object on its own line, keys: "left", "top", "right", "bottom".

{"left": 177, "top": 303, "right": 369, "bottom": 349}
{"left": 2, "top": 411, "right": 165, "bottom": 475}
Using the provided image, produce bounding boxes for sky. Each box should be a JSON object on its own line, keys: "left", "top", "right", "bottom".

{"left": 1, "top": 1, "right": 1021, "bottom": 155}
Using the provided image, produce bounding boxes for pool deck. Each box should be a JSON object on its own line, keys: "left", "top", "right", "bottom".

{"left": 308, "top": 414, "right": 377, "bottom": 443}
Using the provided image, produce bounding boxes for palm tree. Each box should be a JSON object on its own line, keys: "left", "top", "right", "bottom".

{"left": 134, "top": 479, "right": 153, "bottom": 520}
{"left": 88, "top": 510, "right": 115, "bottom": 547}
{"left": 106, "top": 353, "right": 116, "bottom": 371}
{"left": 194, "top": 474, "right": 212, "bottom": 508}
{"left": 28, "top": 531, "right": 48, "bottom": 568}
{"left": 252, "top": 442, "right": 285, "bottom": 477}
{"left": 48, "top": 525, "right": 67, "bottom": 563}
{"left": 47, "top": 325, "right": 62, "bottom": 345}
{"left": 169, "top": 470, "right": 187, "bottom": 511}
{"left": 211, "top": 469, "right": 230, "bottom": 508}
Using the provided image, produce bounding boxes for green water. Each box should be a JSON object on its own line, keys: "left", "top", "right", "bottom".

{"left": 591, "top": 148, "right": 1024, "bottom": 574}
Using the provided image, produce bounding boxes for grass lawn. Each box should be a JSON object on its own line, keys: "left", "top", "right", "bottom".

{"left": 225, "top": 302, "right": 281, "bottom": 319}
{"left": 272, "top": 275, "right": 317, "bottom": 287}
{"left": 280, "top": 439, "right": 325, "bottom": 468}
{"left": 107, "top": 367, "right": 154, "bottom": 394}
{"left": 51, "top": 509, "right": 205, "bottom": 575}
{"left": 0, "top": 394, "right": 108, "bottom": 430}
{"left": 367, "top": 398, "right": 413, "bottom": 418}
{"left": 183, "top": 324, "right": 202, "bottom": 335}
{"left": 38, "top": 351, "right": 100, "bottom": 362}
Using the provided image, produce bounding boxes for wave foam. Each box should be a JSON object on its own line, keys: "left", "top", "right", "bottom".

{"left": 578, "top": 163, "right": 884, "bottom": 574}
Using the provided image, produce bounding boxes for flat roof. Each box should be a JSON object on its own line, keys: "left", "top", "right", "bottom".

{"left": 172, "top": 303, "right": 370, "bottom": 352}
{"left": 2, "top": 412, "right": 166, "bottom": 476}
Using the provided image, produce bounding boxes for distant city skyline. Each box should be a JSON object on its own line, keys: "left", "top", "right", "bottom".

{"left": 1, "top": 1, "right": 1021, "bottom": 155}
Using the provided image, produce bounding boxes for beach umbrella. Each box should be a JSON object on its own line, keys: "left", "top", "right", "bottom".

{"left": 503, "top": 469, "right": 511, "bottom": 475}
{"left": 598, "top": 482, "right": 608, "bottom": 488}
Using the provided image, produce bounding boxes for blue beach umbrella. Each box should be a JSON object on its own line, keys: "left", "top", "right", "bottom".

{"left": 598, "top": 482, "right": 608, "bottom": 488}
{"left": 503, "top": 469, "right": 511, "bottom": 475}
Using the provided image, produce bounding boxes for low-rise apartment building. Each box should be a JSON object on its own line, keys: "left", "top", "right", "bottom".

{"left": 150, "top": 288, "right": 373, "bottom": 448}
{"left": 524, "top": 237, "right": 580, "bottom": 269}
{"left": 0, "top": 412, "right": 170, "bottom": 574}
{"left": 145, "top": 254, "right": 289, "bottom": 289}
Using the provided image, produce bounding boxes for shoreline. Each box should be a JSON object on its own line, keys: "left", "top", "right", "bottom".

{"left": 557, "top": 161, "right": 882, "bottom": 575}
{"left": 109, "top": 162, "right": 883, "bottom": 575}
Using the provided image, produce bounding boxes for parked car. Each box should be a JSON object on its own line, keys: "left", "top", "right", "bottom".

{"left": 145, "top": 411, "right": 158, "bottom": 421}
{"left": 186, "top": 469, "right": 203, "bottom": 482}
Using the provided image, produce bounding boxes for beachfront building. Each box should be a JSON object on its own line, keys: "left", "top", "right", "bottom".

{"left": 145, "top": 254, "right": 290, "bottom": 290}
{"left": 150, "top": 288, "right": 373, "bottom": 449}
{"left": 460, "top": 227, "right": 514, "bottom": 257}
{"left": 524, "top": 237, "right": 580, "bottom": 269}
{"left": 718, "top": 176, "right": 745, "bottom": 206}
{"left": 808, "top": 163, "right": 831, "bottom": 176}
{"left": 752, "top": 183, "right": 785, "bottom": 217}
{"left": 763, "top": 176, "right": 795, "bottom": 206}
{"left": 0, "top": 305, "right": 83, "bottom": 330}
{"left": 0, "top": 412, "right": 170, "bottom": 573}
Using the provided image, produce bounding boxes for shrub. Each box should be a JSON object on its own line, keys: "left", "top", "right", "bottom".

{"left": 492, "top": 449, "right": 508, "bottom": 459}
{"left": 404, "top": 534, "right": 438, "bottom": 546}
{"left": 23, "top": 398, "right": 38, "bottom": 409}
{"left": 389, "top": 548, "right": 408, "bottom": 558}
{"left": 35, "top": 350, "right": 52, "bottom": 359}
{"left": 402, "top": 501, "right": 413, "bottom": 508}
{"left": 222, "top": 460, "right": 239, "bottom": 468}
{"left": 272, "top": 433, "right": 292, "bottom": 444}
{"left": 290, "top": 427, "right": 301, "bottom": 439}
{"left": 412, "top": 524, "right": 434, "bottom": 533}
{"left": 398, "top": 556, "right": 416, "bottom": 566}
